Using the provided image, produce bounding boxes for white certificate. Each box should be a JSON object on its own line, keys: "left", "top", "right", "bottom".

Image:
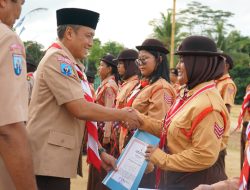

{"left": 103, "top": 130, "right": 160, "bottom": 190}
{"left": 111, "top": 137, "right": 147, "bottom": 189}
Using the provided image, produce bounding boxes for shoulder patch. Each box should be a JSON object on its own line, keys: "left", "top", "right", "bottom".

{"left": 12, "top": 54, "right": 23, "bottom": 75}
{"left": 214, "top": 122, "right": 224, "bottom": 139}
{"left": 10, "top": 43, "right": 23, "bottom": 52}
{"left": 57, "top": 56, "right": 73, "bottom": 65}
{"left": 61, "top": 63, "right": 73, "bottom": 76}
{"left": 164, "top": 93, "right": 174, "bottom": 105}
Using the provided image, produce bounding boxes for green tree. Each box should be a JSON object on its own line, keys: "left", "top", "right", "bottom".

{"left": 102, "top": 41, "right": 124, "bottom": 57}
{"left": 149, "top": 11, "right": 184, "bottom": 67}
{"left": 230, "top": 65, "right": 250, "bottom": 104}
{"left": 177, "top": 1, "right": 234, "bottom": 36}
{"left": 24, "top": 41, "right": 44, "bottom": 66}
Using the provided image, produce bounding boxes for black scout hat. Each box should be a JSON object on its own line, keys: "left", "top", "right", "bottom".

{"left": 101, "top": 54, "right": 117, "bottom": 67}
{"left": 136, "top": 39, "right": 169, "bottom": 54}
{"left": 56, "top": 8, "right": 100, "bottom": 29}
{"left": 175, "top": 35, "right": 222, "bottom": 56}
{"left": 114, "top": 49, "right": 138, "bottom": 61}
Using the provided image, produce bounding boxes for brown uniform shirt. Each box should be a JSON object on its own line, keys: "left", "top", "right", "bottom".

{"left": 0, "top": 21, "right": 28, "bottom": 190}
{"left": 216, "top": 73, "right": 237, "bottom": 107}
{"left": 139, "top": 81, "right": 230, "bottom": 172}
{"left": 27, "top": 41, "right": 85, "bottom": 178}
{"left": 116, "top": 75, "right": 139, "bottom": 109}
{"left": 119, "top": 78, "right": 176, "bottom": 151}
{"left": 132, "top": 78, "right": 176, "bottom": 118}
{"left": 95, "top": 75, "right": 118, "bottom": 138}
{"left": 0, "top": 21, "right": 28, "bottom": 126}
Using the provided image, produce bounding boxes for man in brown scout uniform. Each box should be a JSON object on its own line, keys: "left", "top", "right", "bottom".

{"left": 215, "top": 53, "right": 237, "bottom": 113}
{"left": 27, "top": 8, "right": 141, "bottom": 190}
{"left": 0, "top": 0, "right": 38, "bottom": 190}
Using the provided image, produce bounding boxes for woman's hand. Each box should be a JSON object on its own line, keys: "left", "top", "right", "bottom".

{"left": 145, "top": 145, "right": 157, "bottom": 161}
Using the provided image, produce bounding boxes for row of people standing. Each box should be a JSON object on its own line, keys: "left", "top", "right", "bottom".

{"left": 88, "top": 39, "right": 177, "bottom": 189}
{"left": 1, "top": 6, "right": 142, "bottom": 190}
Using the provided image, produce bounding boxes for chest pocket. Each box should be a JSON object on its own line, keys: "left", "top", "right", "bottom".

{"left": 169, "top": 113, "right": 192, "bottom": 145}
{"left": 48, "top": 131, "right": 75, "bottom": 149}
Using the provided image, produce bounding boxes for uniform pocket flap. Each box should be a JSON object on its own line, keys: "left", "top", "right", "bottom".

{"left": 48, "top": 131, "right": 75, "bottom": 149}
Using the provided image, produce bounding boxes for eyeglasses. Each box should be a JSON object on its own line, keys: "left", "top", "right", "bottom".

{"left": 135, "top": 57, "right": 149, "bottom": 66}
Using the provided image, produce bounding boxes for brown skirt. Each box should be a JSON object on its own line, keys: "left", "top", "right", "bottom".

{"left": 160, "top": 149, "right": 227, "bottom": 190}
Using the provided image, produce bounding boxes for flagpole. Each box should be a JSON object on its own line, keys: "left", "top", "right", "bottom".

{"left": 170, "top": 0, "right": 176, "bottom": 68}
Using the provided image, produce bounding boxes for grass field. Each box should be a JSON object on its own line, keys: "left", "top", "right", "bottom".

{"left": 71, "top": 105, "right": 242, "bottom": 190}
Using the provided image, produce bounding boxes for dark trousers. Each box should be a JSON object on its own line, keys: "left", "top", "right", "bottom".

{"left": 36, "top": 175, "right": 70, "bottom": 190}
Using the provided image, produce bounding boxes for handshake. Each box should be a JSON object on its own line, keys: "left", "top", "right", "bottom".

{"left": 119, "top": 107, "right": 143, "bottom": 130}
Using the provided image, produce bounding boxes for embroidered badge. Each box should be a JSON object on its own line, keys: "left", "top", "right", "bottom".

{"left": 227, "top": 87, "right": 235, "bottom": 95}
{"left": 57, "top": 56, "right": 73, "bottom": 65}
{"left": 214, "top": 122, "right": 224, "bottom": 139}
{"left": 12, "top": 54, "right": 22, "bottom": 75}
{"left": 60, "top": 63, "right": 73, "bottom": 76}
{"left": 164, "top": 93, "right": 173, "bottom": 105}
{"left": 10, "top": 44, "right": 23, "bottom": 52}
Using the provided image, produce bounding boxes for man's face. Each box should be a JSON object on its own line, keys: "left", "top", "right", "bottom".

{"left": 1, "top": 0, "right": 24, "bottom": 27}
{"left": 69, "top": 26, "right": 95, "bottom": 60}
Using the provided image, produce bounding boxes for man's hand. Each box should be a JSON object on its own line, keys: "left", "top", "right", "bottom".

{"left": 100, "top": 152, "right": 117, "bottom": 172}
{"left": 121, "top": 108, "right": 142, "bottom": 130}
{"left": 145, "top": 145, "right": 157, "bottom": 161}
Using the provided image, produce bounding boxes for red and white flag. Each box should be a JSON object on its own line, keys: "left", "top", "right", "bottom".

{"left": 237, "top": 91, "right": 250, "bottom": 130}
{"left": 239, "top": 122, "right": 250, "bottom": 190}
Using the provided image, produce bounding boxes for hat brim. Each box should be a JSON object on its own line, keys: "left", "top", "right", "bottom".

{"left": 174, "top": 51, "right": 222, "bottom": 56}
{"left": 113, "top": 57, "right": 137, "bottom": 61}
{"left": 100, "top": 58, "right": 117, "bottom": 67}
{"left": 136, "top": 45, "right": 169, "bottom": 54}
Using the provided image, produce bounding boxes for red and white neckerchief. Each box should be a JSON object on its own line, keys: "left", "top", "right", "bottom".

{"left": 74, "top": 65, "right": 102, "bottom": 171}
{"left": 49, "top": 42, "right": 101, "bottom": 171}
{"left": 237, "top": 91, "right": 250, "bottom": 130}
{"left": 155, "top": 83, "right": 216, "bottom": 188}
{"left": 239, "top": 122, "right": 250, "bottom": 190}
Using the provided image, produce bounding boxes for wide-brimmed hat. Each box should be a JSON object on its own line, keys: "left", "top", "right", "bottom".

{"left": 175, "top": 36, "right": 221, "bottom": 56}
{"left": 222, "top": 53, "right": 234, "bottom": 69}
{"left": 114, "top": 49, "right": 138, "bottom": 61}
{"left": 56, "top": 8, "right": 99, "bottom": 29}
{"left": 136, "top": 39, "right": 169, "bottom": 54}
{"left": 100, "top": 54, "right": 117, "bottom": 67}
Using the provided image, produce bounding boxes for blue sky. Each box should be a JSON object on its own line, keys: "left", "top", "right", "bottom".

{"left": 18, "top": 0, "right": 250, "bottom": 49}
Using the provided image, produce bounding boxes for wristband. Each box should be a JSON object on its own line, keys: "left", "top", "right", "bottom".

{"left": 98, "top": 147, "right": 106, "bottom": 155}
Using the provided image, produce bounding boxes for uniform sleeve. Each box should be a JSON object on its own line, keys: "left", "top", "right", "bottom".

{"left": 150, "top": 111, "right": 224, "bottom": 172}
{"left": 138, "top": 112, "right": 163, "bottom": 138}
{"left": 103, "top": 87, "right": 116, "bottom": 138}
{"left": 0, "top": 33, "right": 28, "bottom": 126}
{"left": 43, "top": 54, "right": 83, "bottom": 105}
{"left": 222, "top": 83, "right": 236, "bottom": 106}
{"left": 148, "top": 88, "right": 173, "bottom": 119}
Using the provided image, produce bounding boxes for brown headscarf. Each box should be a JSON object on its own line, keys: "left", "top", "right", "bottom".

{"left": 183, "top": 55, "right": 224, "bottom": 89}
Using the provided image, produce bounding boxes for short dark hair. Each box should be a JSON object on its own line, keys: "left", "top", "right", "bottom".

{"left": 57, "top": 25, "right": 81, "bottom": 40}
{"left": 119, "top": 60, "right": 139, "bottom": 80}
